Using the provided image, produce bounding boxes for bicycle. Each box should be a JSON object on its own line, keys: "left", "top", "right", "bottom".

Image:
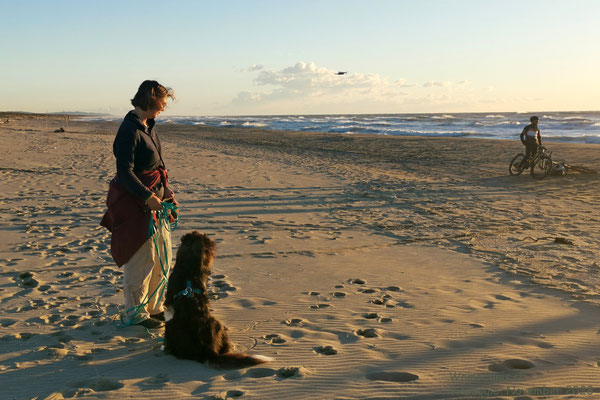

{"left": 509, "top": 146, "right": 553, "bottom": 179}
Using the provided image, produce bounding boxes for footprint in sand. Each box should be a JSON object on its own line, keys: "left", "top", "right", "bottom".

{"left": 348, "top": 278, "right": 366, "bottom": 285}
{"left": 67, "top": 377, "right": 124, "bottom": 394}
{"left": 87, "top": 310, "right": 103, "bottom": 317}
{"left": 0, "top": 319, "right": 17, "bottom": 327}
{"left": 59, "top": 315, "right": 83, "bottom": 327}
{"left": 244, "top": 367, "right": 276, "bottom": 378}
{"left": 209, "top": 276, "right": 238, "bottom": 299}
{"left": 1, "top": 334, "right": 19, "bottom": 342}
{"left": 366, "top": 371, "right": 419, "bottom": 382}
{"left": 395, "top": 300, "right": 415, "bottom": 309}
{"left": 18, "top": 332, "right": 36, "bottom": 341}
{"left": 37, "top": 284, "right": 51, "bottom": 292}
{"left": 359, "top": 288, "right": 377, "bottom": 294}
{"left": 224, "top": 390, "right": 245, "bottom": 398}
{"left": 5, "top": 258, "right": 24, "bottom": 267}
{"left": 263, "top": 334, "right": 287, "bottom": 345}
{"left": 97, "top": 335, "right": 115, "bottom": 343}
{"left": 42, "top": 346, "right": 70, "bottom": 359}
{"left": 332, "top": 291, "right": 346, "bottom": 298}
{"left": 52, "top": 331, "right": 74, "bottom": 343}
{"left": 75, "top": 351, "right": 93, "bottom": 361}
{"left": 484, "top": 302, "right": 496, "bottom": 309}
{"left": 276, "top": 366, "right": 309, "bottom": 379}
{"left": 314, "top": 345, "right": 338, "bottom": 355}
{"left": 283, "top": 318, "right": 305, "bottom": 326}
{"left": 139, "top": 373, "right": 170, "bottom": 388}
{"left": 93, "top": 319, "right": 110, "bottom": 327}
{"left": 384, "top": 286, "right": 402, "bottom": 292}
{"left": 212, "top": 279, "right": 237, "bottom": 292}
{"left": 356, "top": 328, "right": 379, "bottom": 338}
{"left": 235, "top": 299, "right": 258, "bottom": 309}
{"left": 204, "top": 392, "right": 244, "bottom": 400}
{"left": 488, "top": 359, "right": 535, "bottom": 372}
{"left": 18, "top": 271, "right": 39, "bottom": 288}
{"left": 310, "top": 303, "right": 332, "bottom": 310}
{"left": 362, "top": 312, "right": 379, "bottom": 319}
{"left": 27, "top": 315, "right": 51, "bottom": 324}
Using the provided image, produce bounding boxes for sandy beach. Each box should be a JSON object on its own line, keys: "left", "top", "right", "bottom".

{"left": 1, "top": 113, "right": 599, "bottom": 399}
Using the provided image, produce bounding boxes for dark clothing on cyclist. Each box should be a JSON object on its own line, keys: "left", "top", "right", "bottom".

{"left": 521, "top": 123, "right": 542, "bottom": 162}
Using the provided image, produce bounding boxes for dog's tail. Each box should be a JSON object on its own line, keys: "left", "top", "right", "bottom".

{"left": 209, "top": 353, "right": 274, "bottom": 369}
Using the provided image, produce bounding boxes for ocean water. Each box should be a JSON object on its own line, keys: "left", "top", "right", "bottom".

{"left": 84, "top": 111, "right": 600, "bottom": 144}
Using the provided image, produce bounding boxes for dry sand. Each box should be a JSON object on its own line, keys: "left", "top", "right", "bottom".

{"left": 0, "top": 113, "right": 599, "bottom": 399}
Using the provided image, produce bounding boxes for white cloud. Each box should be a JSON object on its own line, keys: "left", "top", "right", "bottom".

{"left": 231, "top": 61, "right": 477, "bottom": 114}
{"left": 423, "top": 80, "right": 451, "bottom": 88}
{"left": 241, "top": 64, "right": 264, "bottom": 72}
{"left": 237, "top": 61, "right": 410, "bottom": 104}
{"left": 233, "top": 91, "right": 263, "bottom": 104}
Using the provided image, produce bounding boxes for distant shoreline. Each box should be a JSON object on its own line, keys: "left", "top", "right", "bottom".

{"left": 71, "top": 110, "right": 600, "bottom": 144}
{"left": 5, "top": 111, "right": 600, "bottom": 146}
{"left": 4, "top": 109, "right": 600, "bottom": 117}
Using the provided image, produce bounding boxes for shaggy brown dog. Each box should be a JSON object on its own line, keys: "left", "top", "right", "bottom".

{"left": 163, "top": 231, "right": 272, "bottom": 368}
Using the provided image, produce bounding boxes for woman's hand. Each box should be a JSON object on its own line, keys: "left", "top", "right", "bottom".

{"left": 163, "top": 186, "right": 179, "bottom": 205}
{"left": 146, "top": 194, "right": 163, "bottom": 211}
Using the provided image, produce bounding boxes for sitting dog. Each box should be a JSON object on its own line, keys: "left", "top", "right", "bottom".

{"left": 164, "top": 231, "right": 272, "bottom": 368}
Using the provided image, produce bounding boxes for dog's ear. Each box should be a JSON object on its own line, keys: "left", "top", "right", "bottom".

{"left": 201, "top": 234, "right": 216, "bottom": 258}
{"left": 196, "top": 234, "right": 216, "bottom": 272}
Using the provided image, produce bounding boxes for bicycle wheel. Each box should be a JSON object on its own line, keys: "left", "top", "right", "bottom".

{"left": 509, "top": 154, "right": 526, "bottom": 176}
{"left": 531, "top": 156, "right": 552, "bottom": 179}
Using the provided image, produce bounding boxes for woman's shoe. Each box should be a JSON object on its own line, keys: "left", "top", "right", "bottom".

{"left": 150, "top": 312, "right": 165, "bottom": 321}
{"left": 135, "top": 318, "right": 163, "bottom": 329}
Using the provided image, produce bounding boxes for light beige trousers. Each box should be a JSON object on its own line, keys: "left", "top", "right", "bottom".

{"left": 123, "top": 225, "right": 172, "bottom": 322}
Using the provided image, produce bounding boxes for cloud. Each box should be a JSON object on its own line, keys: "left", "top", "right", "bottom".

{"left": 231, "top": 61, "right": 475, "bottom": 113}
{"left": 237, "top": 61, "right": 410, "bottom": 104}
{"left": 241, "top": 64, "right": 264, "bottom": 72}
{"left": 423, "top": 80, "right": 451, "bottom": 88}
{"left": 233, "top": 91, "right": 263, "bottom": 104}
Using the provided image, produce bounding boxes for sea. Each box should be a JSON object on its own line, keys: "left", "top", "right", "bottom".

{"left": 83, "top": 111, "right": 600, "bottom": 144}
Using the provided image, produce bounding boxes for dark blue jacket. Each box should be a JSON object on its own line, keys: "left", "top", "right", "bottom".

{"left": 113, "top": 111, "right": 165, "bottom": 201}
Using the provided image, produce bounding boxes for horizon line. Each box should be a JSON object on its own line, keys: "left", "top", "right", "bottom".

{"left": 3, "top": 109, "right": 600, "bottom": 118}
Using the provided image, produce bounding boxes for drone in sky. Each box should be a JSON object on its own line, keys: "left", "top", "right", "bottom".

{"left": 335, "top": 71, "right": 348, "bottom": 75}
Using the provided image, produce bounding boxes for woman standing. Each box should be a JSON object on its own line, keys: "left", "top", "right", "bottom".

{"left": 101, "top": 80, "right": 176, "bottom": 329}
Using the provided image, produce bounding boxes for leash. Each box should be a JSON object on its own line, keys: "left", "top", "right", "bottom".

{"left": 174, "top": 280, "right": 204, "bottom": 298}
{"left": 117, "top": 201, "right": 179, "bottom": 328}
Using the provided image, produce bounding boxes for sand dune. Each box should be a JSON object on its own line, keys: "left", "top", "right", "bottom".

{"left": 0, "top": 114, "right": 598, "bottom": 399}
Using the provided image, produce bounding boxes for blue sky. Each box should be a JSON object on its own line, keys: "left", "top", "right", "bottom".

{"left": 1, "top": 0, "right": 598, "bottom": 115}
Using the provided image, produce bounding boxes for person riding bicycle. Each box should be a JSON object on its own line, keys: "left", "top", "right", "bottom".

{"left": 520, "top": 116, "right": 542, "bottom": 165}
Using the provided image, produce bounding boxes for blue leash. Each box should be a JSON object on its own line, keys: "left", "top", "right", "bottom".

{"left": 118, "top": 201, "right": 179, "bottom": 328}
{"left": 174, "top": 280, "right": 204, "bottom": 298}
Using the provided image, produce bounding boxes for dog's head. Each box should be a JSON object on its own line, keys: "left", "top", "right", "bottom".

{"left": 175, "top": 231, "right": 216, "bottom": 277}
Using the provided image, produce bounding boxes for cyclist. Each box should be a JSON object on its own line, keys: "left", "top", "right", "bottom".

{"left": 520, "top": 116, "right": 542, "bottom": 165}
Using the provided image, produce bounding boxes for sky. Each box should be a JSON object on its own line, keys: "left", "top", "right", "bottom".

{"left": 1, "top": 0, "right": 599, "bottom": 116}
